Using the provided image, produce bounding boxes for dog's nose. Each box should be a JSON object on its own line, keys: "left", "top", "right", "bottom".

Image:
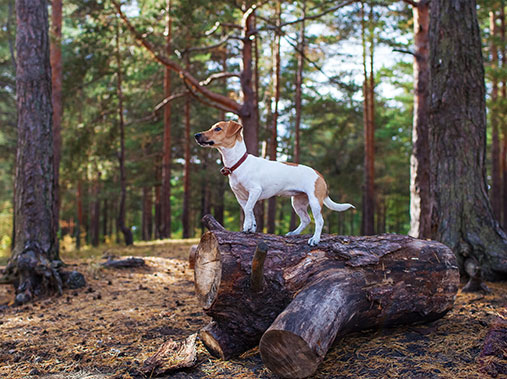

{"left": 194, "top": 133, "right": 202, "bottom": 140}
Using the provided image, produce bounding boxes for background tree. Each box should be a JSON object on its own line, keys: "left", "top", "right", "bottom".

{"left": 2, "top": 0, "right": 62, "bottom": 303}
{"left": 429, "top": 0, "right": 507, "bottom": 280}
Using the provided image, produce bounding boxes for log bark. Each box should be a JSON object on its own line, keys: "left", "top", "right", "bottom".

{"left": 194, "top": 215, "right": 459, "bottom": 378}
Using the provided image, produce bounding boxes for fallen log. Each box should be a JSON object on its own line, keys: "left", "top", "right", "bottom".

{"left": 194, "top": 215, "right": 459, "bottom": 378}
{"left": 101, "top": 257, "right": 145, "bottom": 269}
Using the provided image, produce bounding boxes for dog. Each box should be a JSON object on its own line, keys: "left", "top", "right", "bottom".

{"left": 194, "top": 120, "right": 354, "bottom": 245}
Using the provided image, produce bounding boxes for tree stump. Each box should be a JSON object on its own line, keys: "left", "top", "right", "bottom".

{"left": 194, "top": 215, "right": 459, "bottom": 378}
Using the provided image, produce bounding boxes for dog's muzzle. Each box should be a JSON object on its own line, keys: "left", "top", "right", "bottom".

{"left": 194, "top": 133, "right": 214, "bottom": 146}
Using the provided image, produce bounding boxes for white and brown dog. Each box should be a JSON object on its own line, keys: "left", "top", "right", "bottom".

{"left": 194, "top": 120, "right": 354, "bottom": 246}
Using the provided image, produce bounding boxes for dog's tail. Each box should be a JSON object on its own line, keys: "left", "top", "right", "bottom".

{"left": 323, "top": 197, "right": 355, "bottom": 212}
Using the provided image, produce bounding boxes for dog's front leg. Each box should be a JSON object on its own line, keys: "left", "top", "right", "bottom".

{"left": 242, "top": 187, "right": 262, "bottom": 233}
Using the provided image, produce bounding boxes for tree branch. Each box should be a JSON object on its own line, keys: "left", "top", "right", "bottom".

{"left": 199, "top": 72, "right": 240, "bottom": 87}
{"left": 257, "top": 0, "right": 356, "bottom": 32}
{"left": 112, "top": 0, "right": 241, "bottom": 115}
{"left": 182, "top": 78, "right": 236, "bottom": 115}
{"left": 393, "top": 48, "right": 415, "bottom": 56}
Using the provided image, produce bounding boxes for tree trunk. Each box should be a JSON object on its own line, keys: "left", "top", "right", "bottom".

{"left": 76, "top": 180, "right": 83, "bottom": 250}
{"left": 4, "top": 0, "right": 62, "bottom": 304}
{"left": 429, "top": 0, "right": 507, "bottom": 281}
{"left": 253, "top": 13, "right": 264, "bottom": 234}
{"left": 154, "top": 184, "right": 162, "bottom": 239}
{"left": 142, "top": 187, "right": 153, "bottom": 241}
{"left": 267, "top": 2, "right": 281, "bottom": 235}
{"left": 409, "top": 0, "right": 431, "bottom": 239}
{"left": 160, "top": 0, "right": 173, "bottom": 239}
{"left": 182, "top": 53, "right": 191, "bottom": 239}
{"left": 239, "top": 7, "right": 258, "bottom": 155}
{"left": 290, "top": 2, "right": 306, "bottom": 232}
{"left": 102, "top": 198, "right": 108, "bottom": 243}
{"left": 50, "top": 0, "right": 62, "bottom": 251}
{"left": 194, "top": 216, "right": 459, "bottom": 378}
{"left": 361, "top": 2, "right": 375, "bottom": 235}
{"left": 115, "top": 16, "right": 133, "bottom": 246}
{"left": 91, "top": 173, "right": 100, "bottom": 247}
{"left": 500, "top": 4, "right": 507, "bottom": 230}
{"left": 489, "top": 10, "right": 502, "bottom": 221}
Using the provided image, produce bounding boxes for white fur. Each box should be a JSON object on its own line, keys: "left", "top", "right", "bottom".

{"left": 218, "top": 138, "right": 354, "bottom": 246}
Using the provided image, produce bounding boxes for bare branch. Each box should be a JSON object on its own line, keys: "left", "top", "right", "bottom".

{"left": 199, "top": 72, "right": 240, "bottom": 87}
{"left": 393, "top": 48, "right": 415, "bottom": 56}
{"left": 257, "top": 0, "right": 356, "bottom": 32}
{"left": 153, "top": 92, "right": 188, "bottom": 113}
{"left": 182, "top": 78, "right": 237, "bottom": 115}
{"left": 125, "top": 92, "right": 189, "bottom": 126}
{"left": 112, "top": 0, "right": 241, "bottom": 115}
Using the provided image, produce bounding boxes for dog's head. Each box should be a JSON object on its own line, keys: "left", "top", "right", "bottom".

{"left": 194, "top": 120, "right": 243, "bottom": 148}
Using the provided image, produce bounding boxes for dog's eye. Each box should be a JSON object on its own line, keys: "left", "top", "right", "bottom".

{"left": 214, "top": 127, "right": 222, "bottom": 132}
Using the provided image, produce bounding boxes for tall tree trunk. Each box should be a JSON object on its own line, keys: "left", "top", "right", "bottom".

{"left": 4, "top": 0, "right": 62, "bottom": 304}
{"left": 500, "top": 3, "right": 507, "bottom": 230}
{"left": 361, "top": 1, "right": 375, "bottom": 235}
{"left": 409, "top": 0, "right": 431, "bottom": 238}
{"left": 76, "top": 181, "right": 82, "bottom": 250}
{"left": 160, "top": 0, "right": 173, "bottom": 239}
{"left": 290, "top": 1, "right": 306, "bottom": 231}
{"left": 91, "top": 172, "right": 100, "bottom": 247}
{"left": 142, "top": 187, "right": 153, "bottom": 241}
{"left": 115, "top": 17, "right": 133, "bottom": 246}
{"left": 429, "top": 0, "right": 507, "bottom": 281}
{"left": 102, "top": 198, "right": 108, "bottom": 243}
{"left": 490, "top": 10, "right": 502, "bottom": 221}
{"left": 253, "top": 13, "right": 264, "bottom": 233}
{"left": 154, "top": 184, "right": 161, "bottom": 239}
{"left": 50, "top": 0, "right": 62, "bottom": 251}
{"left": 214, "top": 47, "right": 228, "bottom": 227}
{"left": 239, "top": 7, "right": 258, "bottom": 155}
{"left": 182, "top": 57, "right": 191, "bottom": 239}
{"left": 267, "top": 1, "right": 281, "bottom": 235}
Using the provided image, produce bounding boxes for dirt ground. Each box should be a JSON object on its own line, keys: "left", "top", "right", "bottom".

{"left": 0, "top": 239, "right": 505, "bottom": 379}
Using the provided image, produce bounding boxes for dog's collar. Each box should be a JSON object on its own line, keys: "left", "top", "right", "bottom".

{"left": 221, "top": 152, "right": 248, "bottom": 176}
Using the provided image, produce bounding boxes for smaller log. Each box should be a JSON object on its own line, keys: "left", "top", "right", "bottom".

{"left": 250, "top": 242, "right": 268, "bottom": 292}
{"left": 142, "top": 333, "right": 197, "bottom": 376}
{"left": 260, "top": 280, "right": 354, "bottom": 378}
{"left": 101, "top": 257, "right": 145, "bottom": 269}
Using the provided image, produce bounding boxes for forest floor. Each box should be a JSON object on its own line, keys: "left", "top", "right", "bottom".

{"left": 0, "top": 239, "right": 505, "bottom": 379}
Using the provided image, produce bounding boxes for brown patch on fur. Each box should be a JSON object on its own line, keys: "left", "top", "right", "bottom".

{"left": 198, "top": 121, "right": 243, "bottom": 149}
{"left": 282, "top": 162, "right": 299, "bottom": 167}
{"left": 314, "top": 171, "right": 328, "bottom": 206}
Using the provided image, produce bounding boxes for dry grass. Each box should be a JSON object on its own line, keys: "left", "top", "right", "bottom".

{"left": 0, "top": 239, "right": 505, "bottom": 378}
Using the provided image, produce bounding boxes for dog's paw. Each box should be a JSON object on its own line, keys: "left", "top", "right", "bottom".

{"left": 285, "top": 231, "right": 298, "bottom": 237}
{"left": 308, "top": 236, "right": 320, "bottom": 246}
{"left": 243, "top": 224, "right": 257, "bottom": 233}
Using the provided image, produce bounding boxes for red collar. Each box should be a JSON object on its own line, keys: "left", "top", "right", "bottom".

{"left": 220, "top": 152, "right": 248, "bottom": 176}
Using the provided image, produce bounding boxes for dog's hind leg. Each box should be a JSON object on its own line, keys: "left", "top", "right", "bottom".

{"left": 285, "top": 194, "right": 311, "bottom": 236}
{"left": 307, "top": 195, "right": 324, "bottom": 246}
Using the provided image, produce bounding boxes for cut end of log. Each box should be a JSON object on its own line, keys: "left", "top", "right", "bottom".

{"left": 260, "top": 330, "right": 319, "bottom": 379}
{"left": 200, "top": 325, "right": 226, "bottom": 360}
{"left": 194, "top": 232, "right": 222, "bottom": 309}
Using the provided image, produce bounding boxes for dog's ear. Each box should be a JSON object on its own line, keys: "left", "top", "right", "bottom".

{"left": 226, "top": 121, "right": 243, "bottom": 137}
